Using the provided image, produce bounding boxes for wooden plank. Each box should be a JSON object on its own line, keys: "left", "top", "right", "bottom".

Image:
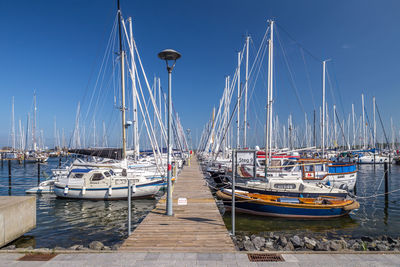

{"left": 120, "top": 157, "right": 235, "bottom": 252}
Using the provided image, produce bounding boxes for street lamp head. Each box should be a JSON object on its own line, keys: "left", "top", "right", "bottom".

{"left": 158, "top": 49, "right": 181, "bottom": 61}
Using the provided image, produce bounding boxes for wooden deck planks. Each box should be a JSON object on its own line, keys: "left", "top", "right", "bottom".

{"left": 120, "top": 157, "right": 235, "bottom": 252}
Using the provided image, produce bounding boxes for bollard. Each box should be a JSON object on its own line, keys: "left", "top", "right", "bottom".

{"left": 127, "top": 179, "right": 132, "bottom": 236}
{"left": 384, "top": 162, "right": 389, "bottom": 197}
{"left": 8, "top": 160, "right": 11, "bottom": 178}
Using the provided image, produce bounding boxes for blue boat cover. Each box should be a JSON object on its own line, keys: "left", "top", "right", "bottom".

{"left": 71, "top": 168, "right": 92, "bottom": 173}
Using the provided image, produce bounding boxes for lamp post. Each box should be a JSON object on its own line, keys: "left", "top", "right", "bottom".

{"left": 158, "top": 49, "right": 181, "bottom": 216}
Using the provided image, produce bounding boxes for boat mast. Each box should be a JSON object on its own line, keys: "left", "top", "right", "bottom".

{"left": 236, "top": 51, "right": 241, "bottom": 149}
{"left": 128, "top": 17, "right": 139, "bottom": 159}
{"left": 117, "top": 0, "right": 127, "bottom": 160}
{"left": 33, "top": 91, "right": 37, "bottom": 151}
{"left": 373, "top": 96, "right": 376, "bottom": 148}
{"left": 322, "top": 60, "right": 326, "bottom": 158}
{"left": 11, "top": 96, "right": 15, "bottom": 151}
{"left": 265, "top": 20, "right": 274, "bottom": 170}
{"left": 243, "top": 36, "right": 250, "bottom": 148}
{"left": 361, "top": 93, "right": 365, "bottom": 149}
{"left": 352, "top": 103, "right": 355, "bottom": 148}
{"left": 333, "top": 104, "right": 337, "bottom": 147}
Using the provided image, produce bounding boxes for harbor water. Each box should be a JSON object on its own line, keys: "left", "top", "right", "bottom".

{"left": 1, "top": 158, "right": 400, "bottom": 249}
{"left": 223, "top": 164, "right": 400, "bottom": 239}
{"left": 0, "top": 157, "right": 159, "bottom": 248}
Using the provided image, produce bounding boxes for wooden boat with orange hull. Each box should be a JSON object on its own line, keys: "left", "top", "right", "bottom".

{"left": 216, "top": 189, "right": 359, "bottom": 219}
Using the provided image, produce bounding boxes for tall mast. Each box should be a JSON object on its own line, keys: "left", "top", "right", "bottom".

{"left": 352, "top": 103, "right": 355, "bottom": 148}
{"left": 333, "top": 104, "right": 337, "bottom": 147}
{"left": 361, "top": 93, "right": 365, "bottom": 149}
{"left": 266, "top": 20, "right": 274, "bottom": 168}
{"left": 118, "top": 0, "right": 127, "bottom": 160}
{"left": 373, "top": 96, "right": 376, "bottom": 148}
{"left": 322, "top": 60, "right": 326, "bottom": 157}
{"left": 33, "top": 91, "right": 37, "bottom": 151}
{"left": 128, "top": 17, "right": 138, "bottom": 158}
{"left": 243, "top": 36, "right": 250, "bottom": 148}
{"left": 11, "top": 96, "right": 15, "bottom": 151}
{"left": 236, "top": 51, "right": 241, "bottom": 149}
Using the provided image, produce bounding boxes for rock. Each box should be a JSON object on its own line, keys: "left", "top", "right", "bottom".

{"left": 361, "top": 236, "right": 373, "bottom": 242}
{"left": 290, "top": 235, "right": 303, "bottom": 248}
{"left": 304, "top": 237, "right": 317, "bottom": 250}
{"left": 264, "top": 241, "right": 275, "bottom": 250}
{"left": 387, "top": 236, "right": 396, "bottom": 244}
{"left": 25, "top": 246, "right": 33, "bottom": 250}
{"left": 111, "top": 244, "right": 120, "bottom": 251}
{"left": 367, "top": 242, "right": 377, "bottom": 251}
{"left": 337, "top": 239, "right": 348, "bottom": 250}
{"left": 376, "top": 243, "right": 388, "bottom": 251}
{"left": 54, "top": 246, "right": 65, "bottom": 250}
{"left": 2, "top": 245, "right": 16, "bottom": 250}
{"left": 277, "top": 236, "right": 288, "bottom": 247}
{"left": 250, "top": 234, "right": 257, "bottom": 241}
{"left": 329, "top": 241, "right": 341, "bottom": 251}
{"left": 283, "top": 241, "right": 294, "bottom": 251}
{"left": 252, "top": 236, "right": 265, "bottom": 250}
{"left": 243, "top": 240, "right": 255, "bottom": 251}
{"left": 315, "top": 241, "right": 330, "bottom": 251}
{"left": 69, "top": 245, "right": 81, "bottom": 250}
{"left": 102, "top": 246, "right": 111, "bottom": 251}
{"left": 89, "top": 241, "right": 104, "bottom": 250}
{"left": 237, "top": 241, "right": 244, "bottom": 251}
{"left": 244, "top": 236, "right": 250, "bottom": 242}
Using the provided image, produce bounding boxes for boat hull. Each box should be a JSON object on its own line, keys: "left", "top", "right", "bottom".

{"left": 54, "top": 180, "right": 165, "bottom": 200}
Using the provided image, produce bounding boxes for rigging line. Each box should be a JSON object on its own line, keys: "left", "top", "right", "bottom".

{"left": 330, "top": 61, "right": 347, "bottom": 118}
{"left": 300, "top": 48, "right": 316, "bottom": 110}
{"left": 334, "top": 108, "right": 350, "bottom": 149}
{"left": 375, "top": 101, "right": 390, "bottom": 146}
{"left": 275, "top": 27, "right": 306, "bottom": 115}
{"left": 84, "top": 15, "right": 118, "bottom": 122}
{"left": 275, "top": 23, "right": 322, "bottom": 62}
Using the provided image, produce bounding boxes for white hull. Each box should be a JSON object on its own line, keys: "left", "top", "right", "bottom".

{"left": 54, "top": 180, "right": 165, "bottom": 200}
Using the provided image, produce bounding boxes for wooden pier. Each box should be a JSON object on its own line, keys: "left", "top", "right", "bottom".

{"left": 120, "top": 157, "right": 235, "bottom": 252}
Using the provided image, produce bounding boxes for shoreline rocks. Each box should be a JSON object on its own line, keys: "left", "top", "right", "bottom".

{"left": 233, "top": 233, "right": 400, "bottom": 252}
{"left": 1, "top": 240, "right": 121, "bottom": 252}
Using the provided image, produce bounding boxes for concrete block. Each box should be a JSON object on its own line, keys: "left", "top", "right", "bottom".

{"left": 0, "top": 196, "right": 36, "bottom": 247}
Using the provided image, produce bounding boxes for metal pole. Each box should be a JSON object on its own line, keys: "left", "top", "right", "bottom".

{"left": 231, "top": 150, "right": 236, "bottom": 236}
{"left": 8, "top": 160, "right": 11, "bottom": 178}
{"left": 128, "top": 179, "right": 132, "bottom": 235}
{"left": 37, "top": 163, "right": 40, "bottom": 185}
{"left": 167, "top": 67, "right": 173, "bottom": 216}
{"left": 384, "top": 162, "right": 389, "bottom": 197}
{"left": 322, "top": 60, "right": 326, "bottom": 158}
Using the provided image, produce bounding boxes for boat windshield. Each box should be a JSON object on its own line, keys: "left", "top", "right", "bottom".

{"left": 71, "top": 173, "right": 84, "bottom": 179}
{"left": 282, "top": 161, "right": 294, "bottom": 171}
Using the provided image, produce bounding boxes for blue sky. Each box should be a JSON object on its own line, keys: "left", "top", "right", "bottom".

{"left": 1, "top": 0, "right": 399, "bottom": 148}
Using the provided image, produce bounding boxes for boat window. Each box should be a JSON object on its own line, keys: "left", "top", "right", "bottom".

{"left": 315, "top": 164, "right": 324, "bottom": 172}
{"left": 91, "top": 173, "right": 104, "bottom": 181}
{"left": 258, "top": 160, "right": 265, "bottom": 167}
{"left": 274, "top": 183, "right": 296, "bottom": 189}
{"left": 104, "top": 172, "right": 111, "bottom": 177}
{"left": 71, "top": 173, "right": 84, "bottom": 179}
{"left": 304, "top": 165, "right": 314, "bottom": 172}
{"left": 109, "top": 170, "right": 115, "bottom": 175}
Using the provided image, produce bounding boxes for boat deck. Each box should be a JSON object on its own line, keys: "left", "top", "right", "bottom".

{"left": 120, "top": 157, "right": 235, "bottom": 252}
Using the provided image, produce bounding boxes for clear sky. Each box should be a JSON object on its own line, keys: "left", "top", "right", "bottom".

{"left": 1, "top": 0, "right": 399, "bottom": 148}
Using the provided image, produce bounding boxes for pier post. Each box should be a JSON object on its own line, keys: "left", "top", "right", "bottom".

{"left": 128, "top": 179, "right": 132, "bottom": 236}
{"left": 37, "top": 163, "right": 40, "bottom": 185}
{"left": 59, "top": 157, "right": 61, "bottom": 168}
{"left": 384, "top": 162, "right": 389, "bottom": 198}
{"left": 8, "top": 160, "right": 11, "bottom": 178}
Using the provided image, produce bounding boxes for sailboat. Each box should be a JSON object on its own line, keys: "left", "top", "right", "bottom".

{"left": 53, "top": 1, "right": 166, "bottom": 200}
